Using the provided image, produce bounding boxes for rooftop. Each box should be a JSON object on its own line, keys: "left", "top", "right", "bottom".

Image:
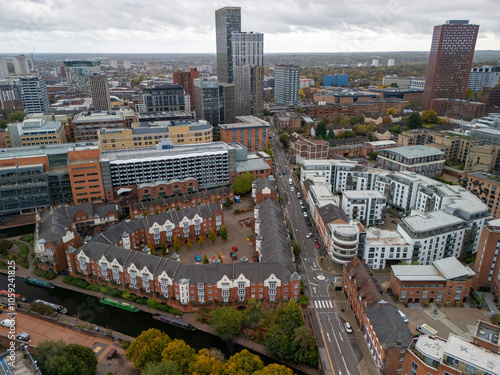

{"left": 414, "top": 335, "right": 447, "bottom": 363}
{"left": 342, "top": 190, "right": 385, "bottom": 200}
{"left": 433, "top": 257, "right": 475, "bottom": 280}
{"left": 365, "top": 303, "right": 413, "bottom": 349}
{"left": 401, "top": 211, "right": 464, "bottom": 233}
{"left": 391, "top": 264, "right": 445, "bottom": 282}
{"left": 383, "top": 145, "right": 444, "bottom": 159}
{"left": 444, "top": 334, "right": 500, "bottom": 375}
{"left": 74, "top": 111, "right": 124, "bottom": 123}
{"left": 365, "top": 228, "right": 408, "bottom": 246}
{"left": 220, "top": 117, "right": 270, "bottom": 130}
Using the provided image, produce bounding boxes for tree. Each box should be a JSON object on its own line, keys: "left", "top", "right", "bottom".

{"left": 36, "top": 341, "right": 98, "bottom": 375}
{"left": 466, "top": 89, "right": 475, "bottom": 100}
{"left": 333, "top": 112, "right": 342, "bottom": 125}
{"left": 153, "top": 208, "right": 159, "bottom": 215}
{"left": 189, "top": 349, "right": 224, "bottom": 375}
{"left": 327, "top": 129, "right": 336, "bottom": 139}
{"left": 292, "top": 240, "right": 301, "bottom": 257}
{"left": 173, "top": 237, "right": 180, "bottom": 252}
{"left": 292, "top": 326, "right": 319, "bottom": 367}
{"left": 368, "top": 152, "right": 380, "bottom": 161}
{"left": 422, "top": 109, "right": 438, "bottom": 124}
{"left": 232, "top": 172, "right": 255, "bottom": 195}
{"left": 295, "top": 106, "right": 304, "bottom": 113}
{"left": 386, "top": 107, "right": 397, "bottom": 115}
{"left": 162, "top": 339, "right": 197, "bottom": 374}
{"left": 148, "top": 242, "right": 154, "bottom": 255}
{"left": 209, "top": 228, "right": 217, "bottom": 244}
{"left": 217, "top": 252, "right": 223, "bottom": 263}
{"left": 407, "top": 112, "right": 423, "bottom": 129}
{"left": 339, "top": 130, "right": 356, "bottom": 139}
{"left": 315, "top": 122, "right": 327, "bottom": 140}
{"left": 198, "top": 235, "right": 204, "bottom": 247}
{"left": 244, "top": 298, "right": 264, "bottom": 328}
{"left": 224, "top": 197, "right": 232, "bottom": 208}
{"left": 127, "top": 329, "right": 171, "bottom": 368}
{"left": 7, "top": 110, "right": 25, "bottom": 123}
{"left": 350, "top": 114, "right": 365, "bottom": 126}
{"left": 0, "top": 119, "right": 7, "bottom": 128}
{"left": 263, "top": 108, "right": 271, "bottom": 116}
{"left": 186, "top": 238, "right": 192, "bottom": 249}
{"left": 220, "top": 225, "right": 228, "bottom": 241}
{"left": 210, "top": 307, "right": 244, "bottom": 340}
{"left": 255, "top": 364, "right": 294, "bottom": 375}
{"left": 142, "top": 361, "right": 181, "bottom": 375}
{"left": 222, "top": 349, "right": 264, "bottom": 375}
{"left": 390, "top": 124, "right": 402, "bottom": 135}
{"left": 382, "top": 114, "right": 392, "bottom": 124}
{"left": 161, "top": 241, "right": 167, "bottom": 256}
{"left": 203, "top": 254, "right": 209, "bottom": 264}
{"left": 298, "top": 89, "right": 305, "bottom": 101}
{"left": 279, "top": 132, "right": 289, "bottom": 148}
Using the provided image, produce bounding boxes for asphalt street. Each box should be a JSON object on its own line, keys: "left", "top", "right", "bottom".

{"left": 271, "top": 128, "right": 362, "bottom": 375}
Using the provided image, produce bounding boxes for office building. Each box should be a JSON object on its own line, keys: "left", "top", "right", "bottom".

{"left": 422, "top": 20, "right": 479, "bottom": 110}
{"left": 5, "top": 118, "right": 66, "bottom": 147}
{"left": 219, "top": 116, "right": 270, "bottom": 151}
{"left": 18, "top": 75, "right": 50, "bottom": 114}
{"left": 322, "top": 74, "right": 349, "bottom": 87}
{"left": 218, "top": 82, "right": 236, "bottom": 125}
{"left": 173, "top": 68, "right": 199, "bottom": 109}
{"left": 89, "top": 72, "right": 111, "bottom": 111}
{"left": 468, "top": 66, "right": 500, "bottom": 93}
{"left": 13, "top": 55, "right": 30, "bottom": 75}
{"left": 293, "top": 138, "right": 329, "bottom": 163}
{"left": 194, "top": 79, "right": 220, "bottom": 137}
{"left": 377, "top": 145, "right": 445, "bottom": 177}
{"left": 72, "top": 110, "right": 128, "bottom": 142}
{"left": 274, "top": 65, "right": 299, "bottom": 106}
{"left": 143, "top": 84, "right": 185, "bottom": 112}
{"left": 63, "top": 61, "right": 101, "bottom": 92}
{"left": 0, "top": 57, "right": 8, "bottom": 79}
{"left": 215, "top": 6, "right": 241, "bottom": 83}
{"left": 98, "top": 119, "right": 212, "bottom": 151}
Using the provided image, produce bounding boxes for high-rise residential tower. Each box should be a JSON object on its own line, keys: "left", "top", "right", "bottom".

{"left": 173, "top": 68, "right": 199, "bottom": 109}
{"left": 13, "top": 55, "right": 30, "bottom": 75}
{"left": 18, "top": 75, "right": 50, "bottom": 114}
{"left": 194, "top": 79, "right": 220, "bottom": 138}
{"left": 0, "top": 57, "right": 8, "bottom": 79}
{"left": 274, "top": 65, "right": 300, "bottom": 107}
{"left": 215, "top": 6, "right": 241, "bottom": 84}
{"left": 422, "top": 20, "right": 479, "bottom": 109}
{"left": 232, "top": 32, "right": 264, "bottom": 117}
{"left": 63, "top": 61, "right": 101, "bottom": 92}
{"left": 89, "top": 72, "right": 111, "bottom": 111}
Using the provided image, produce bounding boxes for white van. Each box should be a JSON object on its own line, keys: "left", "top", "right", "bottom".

{"left": 398, "top": 310, "right": 409, "bottom": 324}
{"left": 288, "top": 178, "right": 292, "bottom": 185}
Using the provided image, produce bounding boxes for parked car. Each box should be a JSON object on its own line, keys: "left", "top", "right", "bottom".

{"left": 230, "top": 251, "right": 237, "bottom": 260}
{"left": 1, "top": 319, "right": 15, "bottom": 328}
{"left": 306, "top": 221, "right": 312, "bottom": 227}
{"left": 302, "top": 207, "right": 307, "bottom": 212}
{"left": 232, "top": 246, "right": 238, "bottom": 252}
{"left": 306, "top": 233, "right": 313, "bottom": 238}
{"left": 195, "top": 254, "right": 202, "bottom": 262}
{"left": 299, "top": 200, "right": 304, "bottom": 206}
{"left": 297, "top": 192, "right": 301, "bottom": 198}
{"left": 16, "top": 332, "right": 30, "bottom": 342}
{"left": 290, "top": 186, "right": 294, "bottom": 192}
{"left": 303, "top": 211, "right": 308, "bottom": 217}
{"left": 315, "top": 243, "right": 320, "bottom": 249}
{"left": 344, "top": 322, "right": 353, "bottom": 334}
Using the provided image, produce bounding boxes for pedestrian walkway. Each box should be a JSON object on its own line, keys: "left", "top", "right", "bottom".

{"left": 483, "top": 292, "right": 500, "bottom": 315}
{"left": 313, "top": 299, "right": 333, "bottom": 309}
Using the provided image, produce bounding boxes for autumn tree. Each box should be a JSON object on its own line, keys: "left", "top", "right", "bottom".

{"left": 126, "top": 328, "right": 171, "bottom": 368}
{"left": 220, "top": 225, "right": 228, "bottom": 241}
{"left": 162, "top": 339, "right": 197, "bottom": 374}
{"left": 210, "top": 307, "right": 244, "bottom": 340}
{"left": 203, "top": 255, "right": 209, "bottom": 264}
{"left": 142, "top": 361, "right": 181, "bottom": 375}
{"left": 209, "top": 228, "right": 217, "bottom": 244}
{"left": 189, "top": 348, "right": 224, "bottom": 375}
{"left": 422, "top": 109, "right": 438, "bottom": 124}
{"left": 198, "top": 235, "right": 204, "bottom": 247}
{"left": 222, "top": 349, "right": 264, "bottom": 375}
{"left": 217, "top": 252, "right": 223, "bottom": 264}
{"left": 147, "top": 242, "right": 154, "bottom": 255}
{"left": 173, "top": 237, "right": 180, "bottom": 252}
{"left": 186, "top": 238, "right": 192, "bottom": 249}
{"left": 153, "top": 208, "right": 159, "bottom": 215}
{"left": 386, "top": 107, "right": 397, "bottom": 115}
{"left": 255, "top": 364, "right": 294, "bottom": 375}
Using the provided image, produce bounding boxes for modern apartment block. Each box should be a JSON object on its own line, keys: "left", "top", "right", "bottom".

{"left": 463, "top": 172, "right": 500, "bottom": 218}
{"left": 274, "top": 65, "right": 299, "bottom": 107}
{"left": 72, "top": 110, "right": 128, "bottom": 142}
{"left": 422, "top": 20, "right": 479, "bottom": 110}
{"left": 13, "top": 55, "right": 30, "bottom": 75}
{"left": 89, "top": 72, "right": 111, "bottom": 111}
{"left": 293, "top": 139, "right": 329, "bottom": 163}
{"left": 215, "top": 6, "right": 241, "bottom": 84}
{"left": 364, "top": 228, "right": 411, "bottom": 269}
{"left": 219, "top": 115, "right": 270, "bottom": 151}
{"left": 341, "top": 190, "right": 386, "bottom": 226}
{"left": 18, "top": 75, "right": 50, "bottom": 114}
{"left": 142, "top": 84, "right": 185, "bottom": 112}
{"left": 472, "top": 218, "right": 500, "bottom": 293}
{"left": 173, "top": 68, "right": 199, "bottom": 109}
{"left": 5, "top": 118, "right": 66, "bottom": 147}
{"left": 390, "top": 257, "right": 474, "bottom": 304}
{"left": 98, "top": 119, "right": 212, "bottom": 151}
{"left": 218, "top": 82, "right": 236, "bottom": 125}
{"left": 0, "top": 57, "right": 9, "bottom": 79}
{"left": 67, "top": 146, "right": 106, "bottom": 204}
{"left": 377, "top": 145, "right": 445, "bottom": 177}
{"left": 63, "top": 61, "right": 101, "bottom": 92}
{"left": 468, "top": 66, "right": 500, "bottom": 93}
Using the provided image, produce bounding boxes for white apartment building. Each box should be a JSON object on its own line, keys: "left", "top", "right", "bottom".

{"left": 341, "top": 190, "right": 386, "bottom": 226}
{"left": 328, "top": 221, "right": 362, "bottom": 264}
{"left": 364, "top": 228, "right": 412, "bottom": 269}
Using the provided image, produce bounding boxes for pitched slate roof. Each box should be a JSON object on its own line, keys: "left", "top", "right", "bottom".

{"left": 365, "top": 303, "right": 413, "bottom": 349}
{"left": 38, "top": 209, "right": 71, "bottom": 246}
{"left": 318, "top": 204, "right": 348, "bottom": 225}
{"left": 92, "top": 219, "right": 145, "bottom": 245}
{"left": 253, "top": 178, "right": 276, "bottom": 194}
{"left": 345, "top": 260, "right": 385, "bottom": 307}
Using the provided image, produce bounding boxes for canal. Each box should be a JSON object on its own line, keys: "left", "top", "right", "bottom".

{"left": 0, "top": 274, "right": 305, "bottom": 372}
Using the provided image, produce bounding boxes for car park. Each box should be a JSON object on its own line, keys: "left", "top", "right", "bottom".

{"left": 230, "top": 251, "right": 237, "bottom": 260}
{"left": 344, "top": 322, "right": 353, "bottom": 334}
{"left": 195, "top": 255, "right": 202, "bottom": 262}
{"left": 306, "top": 233, "right": 313, "bottom": 238}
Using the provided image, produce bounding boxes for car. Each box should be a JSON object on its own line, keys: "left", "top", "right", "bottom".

{"left": 306, "top": 221, "right": 312, "bottom": 227}
{"left": 303, "top": 212, "right": 308, "bottom": 217}
{"left": 1, "top": 319, "right": 15, "bottom": 328}
{"left": 195, "top": 254, "right": 202, "bottom": 262}
{"left": 344, "top": 322, "right": 353, "bottom": 334}
{"left": 290, "top": 186, "right": 294, "bottom": 192}
{"left": 302, "top": 207, "right": 307, "bottom": 212}
{"left": 315, "top": 243, "right": 320, "bottom": 249}
{"left": 299, "top": 200, "right": 303, "bottom": 206}
{"left": 230, "top": 251, "right": 237, "bottom": 260}
{"left": 313, "top": 237, "right": 318, "bottom": 243}
{"left": 16, "top": 332, "right": 30, "bottom": 342}
{"left": 232, "top": 246, "right": 238, "bottom": 252}
{"left": 296, "top": 192, "right": 301, "bottom": 198}
{"left": 306, "top": 233, "right": 313, "bottom": 238}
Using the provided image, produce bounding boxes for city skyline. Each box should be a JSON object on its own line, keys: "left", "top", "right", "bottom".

{"left": 1, "top": 0, "right": 499, "bottom": 54}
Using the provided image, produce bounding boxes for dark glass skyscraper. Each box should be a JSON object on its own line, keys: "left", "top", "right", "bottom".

{"left": 422, "top": 20, "right": 479, "bottom": 110}
{"left": 215, "top": 7, "right": 241, "bottom": 84}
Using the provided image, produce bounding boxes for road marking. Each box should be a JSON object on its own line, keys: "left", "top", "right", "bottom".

{"left": 326, "top": 332, "right": 331, "bottom": 342}
{"left": 334, "top": 332, "right": 341, "bottom": 352}
{"left": 342, "top": 356, "right": 350, "bottom": 375}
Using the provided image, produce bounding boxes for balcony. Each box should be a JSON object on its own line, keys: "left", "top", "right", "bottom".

{"left": 332, "top": 242, "right": 358, "bottom": 252}
{"left": 332, "top": 234, "right": 358, "bottom": 246}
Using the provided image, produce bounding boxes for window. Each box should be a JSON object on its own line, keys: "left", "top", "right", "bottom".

{"left": 410, "top": 361, "right": 418, "bottom": 375}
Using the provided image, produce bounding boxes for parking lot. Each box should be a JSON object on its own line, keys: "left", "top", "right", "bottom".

{"left": 160, "top": 197, "right": 256, "bottom": 265}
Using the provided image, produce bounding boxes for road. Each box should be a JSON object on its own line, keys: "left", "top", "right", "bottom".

{"left": 271, "top": 129, "right": 362, "bottom": 375}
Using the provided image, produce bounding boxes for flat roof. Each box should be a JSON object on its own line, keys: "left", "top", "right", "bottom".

{"left": 365, "top": 228, "right": 408, "bottom": 246}
{"left": 343, "top": 190, "right": 385, "bottom": 199}
{"left": 433, "top": 257, "right": 475, "bottom": 280}
{"left": 384, "top": 145, "right": 444, "bottom": 159}
{"left": 0, "top": 142, "right": 98, "bottom": 158}
{"left": 391, "top": 264, "right": 445, "bottom": 281}
{"left": 74, "top": 111, "right": 124, "bottom": 123}
{"left": 402, "top": 211, "right": 464, "bottom": 232}
{"left": 235, "top": 157, "right": 271, "bottom": 173}
{"left": 414, "top": 335, "right": 446, "bottom": 363}
{"left": 444, "top": 334, "right": 500, "bottom": 375}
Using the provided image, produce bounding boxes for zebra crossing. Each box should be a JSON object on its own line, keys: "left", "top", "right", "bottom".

{"left": 313, "top": 299, "right": 333, "bottom": 309}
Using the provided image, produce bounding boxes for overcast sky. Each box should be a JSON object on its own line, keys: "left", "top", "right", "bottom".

{"left": 0, "top": 0, "right": 499, "bottom": 54}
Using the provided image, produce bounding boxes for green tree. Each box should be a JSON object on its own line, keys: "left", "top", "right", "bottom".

{"left": 368, "top": 152, "right": 380, "bottom": 161}
{"left": 203, "top": 254, "right": 209, "bottom": 264}
{"left": 263, "top": 108, "right": 271, "bottom": 116}
{"left": 255, "top": 364, "right": 294, "bottom": 375}
{"left": 217, "top": 251, "right": 223, "bottom": 263}
{"left": 293, "top": 326, "right": 319, "bottom": 367}
{"left": 327, "top": 129, "right": 336, "bottom": 139}
{"left": 127, "top": 329, "right": 171, "bottom": 368}
{"left": 220, "top": 226, "right": 228, "bottom": 241}
{"left": 142, "top": 361, "right": 181, "bottom": 375}
{"left": 333, "top": 112, "right": 342, "bottom": 125}
{"left": 292, "top": 240, "right": 301, "bottom": 257}
{"left": 244, "top": 298, "right": 264, "bottom": 328}
{"left": 186, "top": 238, "right": 192, "bottom": 249}
{"left": 210, "top": 307, "right": 244, "bottom": 340}
{"left": 390, "top": 124, "right": 402, "bottom": 134}
{"left": 161, "top": 241, "right": 167, "bottom": 256}
{"left": 224, "top": 197, "right": 232, "bottom": 208}
{"left": 161, "top": 339, "right": 197, "bottom": 374}
{"left": 466, "top": 89, "right": 475, "bottom": 100}
{"left": 0, "top": 119, "right": 7, "bottom": 128}
{"left": 315, "top": 122, "right": 327, "bottom": 140}
{"left": 222, "top": 349, "right": 264, "bottom": 375}
{"left": 209, "top": 228, "right": 217, "bottom": 244}
{"left": 340, "top": 130, "right": 356, "bottom": 138}
{"left": 198, "top": 235, "right": 204, "bottom": 247}
{"left": 7, "top": 110, "right": 25, "bottom": 123}
{"left": 295, "top": 106, "right": 304, "bottom": 113}
{"left": 407, "top": 112, "right": 423, "bottom": 129}
{"left": 422, "top": 109, "right": 438, "bottom": 124}
{"left": 232, "top": 172, "right": 255, "bottom": 195}
{"left": 350, "top": 114, "right": 365, "bottom": 126}
{"left": 36, "top": 341, "right": 98, "bottom": 375}
{"left": 279, "top": 132, "right": 290, "bottom": 148}
{"left": 173, "top": 237, "right": 180, "bottom": 252}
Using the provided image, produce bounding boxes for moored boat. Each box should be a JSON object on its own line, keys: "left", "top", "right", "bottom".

{"left": 24, "top": 277, "right": 55, "bottom": 289}
{"left": 100, "top": 298, "right": 139, "bottom": 312}
{"left": 33, "top": 299, "right": 67, "bottom": 314}
{"left": 0, "top": 290, "right": 26, "bottom": 302}
{"left": 152, "top": 313, "right": 195, "bottom": 331}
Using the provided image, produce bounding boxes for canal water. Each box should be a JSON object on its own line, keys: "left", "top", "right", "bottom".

{"left": 0, "top": 274, "right": 305, "bottom": 372}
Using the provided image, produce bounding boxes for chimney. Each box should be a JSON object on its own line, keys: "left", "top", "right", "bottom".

{"left": 255, "top": 218, "right": 261, "bottom": 236}
{"left": 254, "top": 204, "right": 260, "bottom": 219}
{"left": 256, "top": 235, "right": 263, "bottom": 260}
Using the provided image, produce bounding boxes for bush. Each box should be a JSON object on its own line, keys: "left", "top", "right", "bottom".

{"left": 44, "top": 271, "right": 57, "bottom": 280}
{"left": 18, "top": 259, "right": 29, "bottom": 269}
{"left": 19, "top": 234, "right": 34, "bottom": 243}
{"left": 109, "top": 289, "right": 123, "bottom": 298}
{"left": 63, "top": 275, "right": 75, "bottom": 284}
{"left": 169, "top": 307, "right": 183, "bottom": 316}
{"left": 34, "top": 268, "right": 46, "bottom": 277}
{"left": 76, "top": 280, "right": 89, "bottom": 289}
{"left": 121, "top": 340, "right": 131, "bottom": 350}
{"left": 86, "top": 285, "right": 100, "bottom": 292}
{"left": 29, "top": 302, "right": 55, "bottom": 316}
{"left": 0, "top": 240, "right": 13, "bottom": 254}
{"left": 136, "top": 299, "right": 145, "bottom": 305}
{"left": 146, "top": 299, "right": 156, "bottom": 308}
